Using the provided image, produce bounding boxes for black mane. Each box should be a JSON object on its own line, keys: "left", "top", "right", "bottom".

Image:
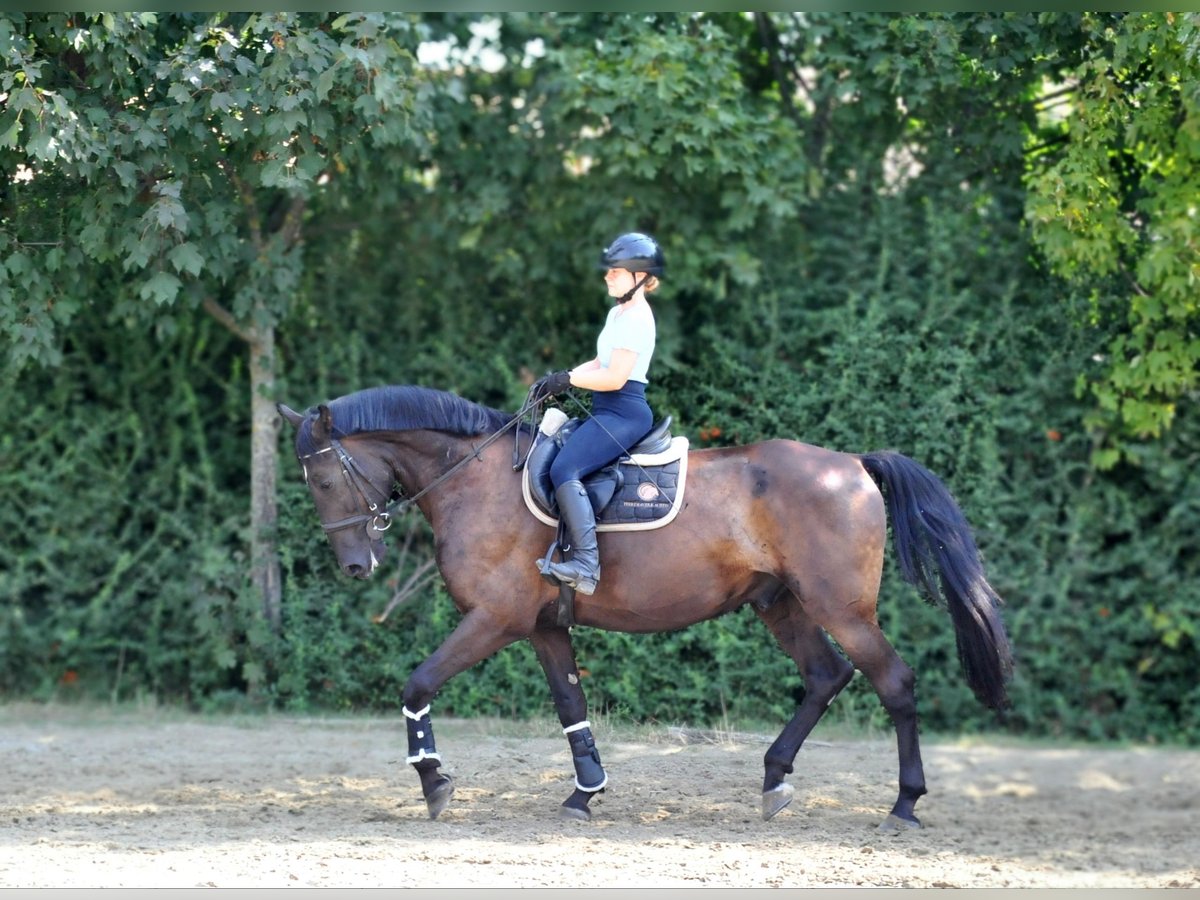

{"left": 295, "top": 385, "right": 515, "bottom": 456}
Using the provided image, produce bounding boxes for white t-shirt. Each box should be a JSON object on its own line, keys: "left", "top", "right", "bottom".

{"left": 596, "top": 303, "right": 656, "bottom": 384}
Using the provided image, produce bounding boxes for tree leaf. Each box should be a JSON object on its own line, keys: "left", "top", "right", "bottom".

{"left": 168, "top": 243, "right": 205, "bottom": 277}
{"left": 139, "top": 271, "right": 182, "bottom": 306}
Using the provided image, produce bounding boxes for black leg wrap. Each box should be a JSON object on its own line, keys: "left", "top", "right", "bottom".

{"left": 404, "top": 705, "right": 441, "bottom": 765}
{"left": 565, "top": 723, "right": 607, "bottom": 792}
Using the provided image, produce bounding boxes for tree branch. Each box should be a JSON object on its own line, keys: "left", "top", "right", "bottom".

{"left": 372, "top": 556, "right": 439, "bottom": 624}
{"left": 1025, "top": 133, "right": 1071, "bottom": 157}
{"left": 755, "top": 13, "right": 796, "bottom": 120}
{"left": 1035, "top": 84, "right": 1076, "bottom": 107}
{"left": 220, "top": 160, "right": 264, "bottom": 248}
{"left": 279, "top": 194, "right": 308, "bottom": 247}
{"left": 786, "top": 13, "right": 817, "bottom": 102}
{"left": 202, "top": 295, "right": 255, "bottom": 345}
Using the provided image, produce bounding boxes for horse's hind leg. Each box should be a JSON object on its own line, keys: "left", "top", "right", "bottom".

{"left": 821, "top": 616, "right": 927, "bottom": 830}
{"left": 753, "top": 597, "right": 855, "bottom": 821}
{"left": 529, "top": 625, "right": 607, "bottom": 821}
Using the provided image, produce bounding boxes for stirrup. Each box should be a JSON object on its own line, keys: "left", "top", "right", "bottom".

{"left": 537, "top": 539, "right": 564, "bottom": 587}
{"left": 536, "top": 541, "right": 581, "bottom": 626}
{"left": 547, "top": 561, "right": 598, "bottom": 596}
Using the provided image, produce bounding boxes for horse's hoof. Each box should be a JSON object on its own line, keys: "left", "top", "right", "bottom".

{"left": 877, "top": 813, "right": 922, "bottom": 832}
{"left": 762, "top": 782, "right": 794, "bottom": 821}
{"left": 559, "top": 802, "right": 591, "bottom": 822}
{"left": 425, "top": 775, "right": 455, "bottom": 820}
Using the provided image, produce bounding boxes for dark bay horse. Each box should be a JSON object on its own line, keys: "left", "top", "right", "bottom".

{"left": 278, "top": 384, "right": 1012, "bottom": 830}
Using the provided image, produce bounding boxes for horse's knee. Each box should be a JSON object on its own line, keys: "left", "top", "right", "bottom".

{"left": 541, "top": 668, "right": 587, "bottom": 720}
{"left": 402, "top": 671, "right": 439, "bottom": 712}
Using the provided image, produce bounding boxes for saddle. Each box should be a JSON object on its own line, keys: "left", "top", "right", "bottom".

{"left": 522, "top": 415, "right": 689, "bottom": 531}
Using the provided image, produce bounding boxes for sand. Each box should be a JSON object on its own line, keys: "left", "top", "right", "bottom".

{"left": 1, "top": 704, "right": 1196, "bottom": 889}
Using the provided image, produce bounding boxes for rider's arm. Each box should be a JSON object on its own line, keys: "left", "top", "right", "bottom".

{"left": 570, "top": 349, "right": 638, "bottom": 392}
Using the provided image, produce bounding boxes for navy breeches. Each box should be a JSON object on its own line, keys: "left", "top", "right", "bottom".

{"left": 550, "top": 382, "right": 653, "bottom": 487}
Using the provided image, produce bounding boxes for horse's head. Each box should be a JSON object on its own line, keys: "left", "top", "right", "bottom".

{"left": 279, "top": 402, "right": 394, "bottom": 579}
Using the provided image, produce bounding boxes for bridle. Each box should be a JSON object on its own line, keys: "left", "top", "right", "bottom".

{"left": 299, "top": 392, "right": 544, "bottom": 542}
{"left": 300, "top": 437, "right": 398, "bottom": 540}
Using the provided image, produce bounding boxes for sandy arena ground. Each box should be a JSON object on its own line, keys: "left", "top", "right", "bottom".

{"left": 1, "top": 703, "right": 1197, "bottom": 889}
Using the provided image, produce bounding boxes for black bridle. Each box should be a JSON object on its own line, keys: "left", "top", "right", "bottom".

{"left": 300, "top": 436, "right": 398, "bottom": 539}
{"left": 300, "top": 392, "right": 544, "bottom": 541}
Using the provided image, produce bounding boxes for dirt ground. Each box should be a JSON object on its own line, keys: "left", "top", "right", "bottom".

{"left": 1, "top": 703, "right": 1197, "bottom": 890}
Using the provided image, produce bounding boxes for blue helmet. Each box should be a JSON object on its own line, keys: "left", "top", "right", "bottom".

{"left": 598, "top": 232, "right": 664, "bottom": 276}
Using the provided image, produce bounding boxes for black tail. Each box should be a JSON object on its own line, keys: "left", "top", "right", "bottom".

{"left": 858, "top": 450, "right": 1013, "bottom": 711}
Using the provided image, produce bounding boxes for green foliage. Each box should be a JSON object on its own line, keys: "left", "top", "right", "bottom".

{"left": 3, "top": 12, "right": 1197, "bottom": 746}
{"left": 0, "top": 308, "right": 260, "bottom": 703}
{"left": 0, "top": 11, "right": 428, "bottom": 370}
{"left": 1026, "top": 12, "right": 1200, "bottom": 459}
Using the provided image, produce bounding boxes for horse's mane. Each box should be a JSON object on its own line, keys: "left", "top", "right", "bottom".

{"left": 295, "top": 385, "right": 515, "bottom": 456}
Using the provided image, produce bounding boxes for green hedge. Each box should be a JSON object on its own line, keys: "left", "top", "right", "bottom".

{"left": 4, "top": 160, "right": 1196, "bottom": 747}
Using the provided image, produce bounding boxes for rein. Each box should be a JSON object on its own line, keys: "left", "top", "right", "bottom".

{"left": 561, "top": 390, "right": 658, "bottom": 484}
{"left": 301, "top": 392, "right": 545, "bottom": 539}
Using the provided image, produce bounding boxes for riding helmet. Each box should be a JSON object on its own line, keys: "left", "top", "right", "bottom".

{"left": 598, "top": 232, "right": 665, "bottom": 276}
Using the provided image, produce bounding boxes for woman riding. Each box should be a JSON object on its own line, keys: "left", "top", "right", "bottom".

{"left": 531, "top": 231, "right": 663, "bottom": 595}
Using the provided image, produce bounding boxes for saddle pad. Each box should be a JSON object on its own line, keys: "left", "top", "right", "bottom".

{"left": 522, "top": 437, "right": 690, "bottom": 532}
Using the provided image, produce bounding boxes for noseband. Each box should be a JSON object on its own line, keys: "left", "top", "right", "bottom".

{"left": 301, "top": 437, "right": 396, "bottom": 540}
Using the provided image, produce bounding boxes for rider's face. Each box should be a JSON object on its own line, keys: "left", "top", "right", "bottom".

{"left": 604, "top": 267, "right": 637, "bottom": 297}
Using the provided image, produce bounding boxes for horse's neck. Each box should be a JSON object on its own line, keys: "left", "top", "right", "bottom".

{"left": 380, "top": 429, "right": 507, "bottom": 505}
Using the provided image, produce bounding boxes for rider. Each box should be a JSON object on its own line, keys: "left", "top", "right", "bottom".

{"left": 531, "top": 231, "right": 663, "bottom": 595}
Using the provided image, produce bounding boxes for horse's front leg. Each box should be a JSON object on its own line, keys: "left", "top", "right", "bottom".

{"left": 401, "top": 607, "right": 525, "bottom": 819}
{"left": 403, "top": 704, "right": 455, "bottom": 819}
{"left": 529, "top": 624, "right": 607, "bottom": 821}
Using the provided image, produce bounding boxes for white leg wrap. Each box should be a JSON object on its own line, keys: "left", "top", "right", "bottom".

{"left": 406, "top": 749, "right": 442, "bottom": 764}
{"left": 576, "top": 772, "right": 608, "bottom": 792}
{"left": 563, "top": 720, "right": 591, "bottom": 735}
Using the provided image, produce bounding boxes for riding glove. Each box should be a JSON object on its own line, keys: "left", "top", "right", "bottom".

{"left": 533, "top": 370, "right": 572, "bottom": 397}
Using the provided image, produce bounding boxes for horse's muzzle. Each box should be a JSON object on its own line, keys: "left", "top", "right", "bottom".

{"left": 339, "top": 537, "right": 387, "bottom": 579}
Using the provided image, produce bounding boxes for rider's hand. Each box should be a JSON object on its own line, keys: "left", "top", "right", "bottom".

{"left": 532, "top": 370, "right": 572, "bottom": 398}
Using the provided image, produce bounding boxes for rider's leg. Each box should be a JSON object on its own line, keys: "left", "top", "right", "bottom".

{"left": 539, "top": 385, "right": 652, "bottom": 594}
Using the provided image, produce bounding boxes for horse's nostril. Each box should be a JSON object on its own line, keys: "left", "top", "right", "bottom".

{"left": 343, "top": 563, "right": 365, "bottom": 579}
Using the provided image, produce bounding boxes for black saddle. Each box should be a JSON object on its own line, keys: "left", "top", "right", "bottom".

{"left": 527, "top": 415, "right": 674, "bottom": 517}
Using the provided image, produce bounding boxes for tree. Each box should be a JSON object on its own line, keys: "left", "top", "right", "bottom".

{"left": 0, "top": 12, "right": 428, "bottom": 627}
{"left": 1026, "top": 12, "right": 1200, "bottom": 466}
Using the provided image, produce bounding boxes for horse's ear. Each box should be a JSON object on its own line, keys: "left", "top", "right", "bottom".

{"left": 311, "top": 404, "right": 335, "bottom": 443}
{"left": 277, "top": 403, "right": 305, "bottom": 430}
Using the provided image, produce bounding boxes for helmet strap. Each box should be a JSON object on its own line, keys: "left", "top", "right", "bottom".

{"left": 615, "top": 273, "right": 650, "bottom": 305}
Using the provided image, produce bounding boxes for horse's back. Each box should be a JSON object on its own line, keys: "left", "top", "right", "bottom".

{"left": 685, "top": 438, "right": 883, "bottom": 526}
{"left": 684, "top": 439, "right": 888, "bottom": 608}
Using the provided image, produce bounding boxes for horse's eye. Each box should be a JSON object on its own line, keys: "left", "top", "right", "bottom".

{"left": 318, "top": 479, "right": 334, "bottom": 491}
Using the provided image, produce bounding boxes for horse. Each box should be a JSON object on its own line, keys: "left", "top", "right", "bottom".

{"left": 277, "top": 384, "right": 1013, "bottom": 830}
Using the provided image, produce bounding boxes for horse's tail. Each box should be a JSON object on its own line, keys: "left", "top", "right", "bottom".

{"left": 858, "top": 450, "right": 1013, "bottom": 712}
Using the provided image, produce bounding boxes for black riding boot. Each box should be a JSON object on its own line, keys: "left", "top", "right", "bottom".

{"left": 546, "top": 480, "right": 600, "bottom": 595}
